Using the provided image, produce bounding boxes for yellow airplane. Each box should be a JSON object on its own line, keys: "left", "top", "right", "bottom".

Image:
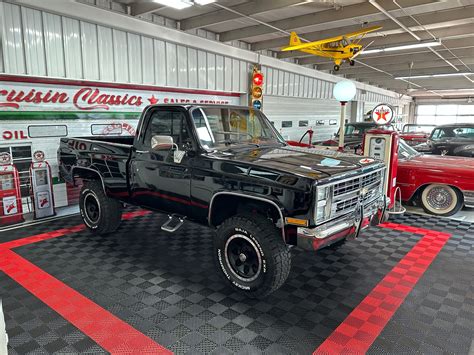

{"left": 282, "top": 26, "right": 382, "bottom": 71}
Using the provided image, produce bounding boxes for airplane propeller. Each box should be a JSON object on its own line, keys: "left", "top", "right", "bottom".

{"left": 350, "top": 40, "right": 375, "bottom": 60}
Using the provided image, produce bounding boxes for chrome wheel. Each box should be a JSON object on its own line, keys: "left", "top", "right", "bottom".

{"left": 224, "top": 234, "right": 262, "bottom": 282}
{"left": 421, "top": 184, "right": 459, "bottom": 215}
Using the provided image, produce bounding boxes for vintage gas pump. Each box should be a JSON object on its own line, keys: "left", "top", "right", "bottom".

{"left": 30, "top": 150, "right": 55, "bottom": 219}
{"left": 0, "top": 152, "right": 24, "bottom": 226}
{"left": 363, "top": 104, "right": 399, "bottom": 209}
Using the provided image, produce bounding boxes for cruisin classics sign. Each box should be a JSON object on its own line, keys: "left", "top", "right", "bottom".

{"left": 0, "top": 80, "right": 240, "bottom": 112}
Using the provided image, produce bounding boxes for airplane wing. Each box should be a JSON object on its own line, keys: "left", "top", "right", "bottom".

{"left": 281, "top": 32, "right": 344, "bottom": 52}
{"left": 344, "top": 26, "right": 382, "bottom": 39}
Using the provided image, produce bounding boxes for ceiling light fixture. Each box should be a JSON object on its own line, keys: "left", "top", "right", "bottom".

{"left": 395, "top": 72, "right": 474, "bottom": 79}
{"left": 152, "top": 0, "right": 215, "bottom": 8}
{"left": 152, "top": 0, "right": 192, "bottom": 10}
{"left": 361, "top": 41, "right": 441, "bottom": 55}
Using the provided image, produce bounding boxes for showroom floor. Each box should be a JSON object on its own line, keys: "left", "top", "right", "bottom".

{"left": 1, "top": 209, "right": 473, "bottom": 354}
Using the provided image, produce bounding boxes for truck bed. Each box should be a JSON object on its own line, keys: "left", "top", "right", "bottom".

{"left": 58, "top": 136, "right": 134, "bottom": 198}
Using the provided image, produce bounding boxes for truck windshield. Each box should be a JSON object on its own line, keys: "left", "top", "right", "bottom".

{"left": 191, "top": 107, "right": 284, "bottom": 150}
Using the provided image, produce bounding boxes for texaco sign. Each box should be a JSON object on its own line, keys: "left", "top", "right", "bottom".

{"left": 371, "top": 104, "right": 394, "bottom": 125}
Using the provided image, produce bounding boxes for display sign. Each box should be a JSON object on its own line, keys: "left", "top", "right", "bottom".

{"left": 371, "top": 104, "right": 394, "bottom": 125}
{"left": 0, "top": 80, "right": 241, "bottom": 112}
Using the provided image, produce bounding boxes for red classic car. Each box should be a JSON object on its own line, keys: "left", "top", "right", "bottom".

{"left": 400, "top": 124, "right": 435, "bottom": 147}
{"left": 396, "top": 140, "right": 474, "bottom": 216}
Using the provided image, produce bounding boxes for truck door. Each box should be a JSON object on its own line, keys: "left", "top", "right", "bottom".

{"left": 130, "top": 107, "right": 193, "bottom": 216}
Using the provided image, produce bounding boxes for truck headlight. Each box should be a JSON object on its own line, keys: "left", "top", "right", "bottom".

{"left": 315, "top": 186, "right": 329, "bottom": 223}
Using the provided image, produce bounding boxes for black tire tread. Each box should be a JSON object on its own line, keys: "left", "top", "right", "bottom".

{"left": 216, "top": 214, "right": 291, "bottom": 298}
{"left": 80, "top": 180, "right": 122, "bottom": 234}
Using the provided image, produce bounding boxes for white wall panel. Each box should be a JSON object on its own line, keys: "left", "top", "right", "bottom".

{"left": 166, "top": 42, "right": 177, "bottom": 87}
{"left": 198, "top": 50, "right": 207, "bottom": 89}
{"left": 224, "top": 56, "right": 232, "bottom": 92}
{"left": 207, "top": 52, "right": 216, "bottom": 90}
{"left": 283, "top": 71, "right": 289, "bottom": 97}
{"left": 277, "top": 70, "right": 284, "bottom": 96}
{"left": 22, "top": 7, "right": 46, "bottom": 76}
{"left": 2, "top": 3, "right": 26, "bottom": 74}
{"left": 188, "top": 47, "right": 198, "bottom": 89}
{"left": 240, "top": 61, "right": 247, "bottom": 93}
{"left": 153, "top": 39, "right": 165, "bottom": 86}
{"left": 97, "top": 26, "right": 114, "bottom": 81}
{"left": 215, "top": 54, "right": 224, "bottom": 91}
{"left": 265, "top": 67, "right": 273, "bottom": 96}
{"left": 113, "top": 29, "right": 128, "bottom": 82}
{"left": 264, "top": 95, "right": 342, "bottom": 141}
{"left": 62, "top": 17, "right": 82, "bottom": 78}
{"left": 177, "top": 45, "right": 188, "bottom": 88}
{"left": 231, "top": 58, "right": 239, "bottom": 92}
{"left": 43, "top": 13, "right": 65, "bottom": 77}
{"left": 141, "top": 36, "right": 154, "bottom": 84}
{"left": 288, "top": 73, "right": 294, "bottom": 97}
{"left": 80, "top": 22, "right": 99, "bottom": 80}
{"left": 127, "top": 33, "right": 142, "bottom": 84}
{"left": 272, "top": 69, "right": 278, "bottom": 96}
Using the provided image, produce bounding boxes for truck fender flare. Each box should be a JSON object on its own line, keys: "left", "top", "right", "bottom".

{"left": 208, "top": 192, "right": 286, "bottom": 241}
{"left": 71, "top": 167, "right": 106, "bottom": 193}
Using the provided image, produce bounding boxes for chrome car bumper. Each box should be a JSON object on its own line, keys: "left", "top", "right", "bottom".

{"left": 297, "top": 195, "right": 388, "bottom": 251}
{"left": 463, "top": 190, "right": 474, "bottom": 208}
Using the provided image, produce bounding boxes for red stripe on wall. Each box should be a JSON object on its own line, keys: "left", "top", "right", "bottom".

{"left": 0, "top": 74, "right": 242, "bottom": 97}
{"left": 314, "top": 222, "right": 451, "bottom": 354}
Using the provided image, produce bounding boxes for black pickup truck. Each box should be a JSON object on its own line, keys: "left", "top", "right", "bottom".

{"left": 59, "top": 104, "right": 388, "bottom": 297}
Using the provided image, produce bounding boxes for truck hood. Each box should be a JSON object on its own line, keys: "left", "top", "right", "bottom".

{"left": 209, "top": 144, "right": 383, "bottom": 180}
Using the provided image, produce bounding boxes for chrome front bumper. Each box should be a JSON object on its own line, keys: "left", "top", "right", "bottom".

{"left": 463, "top": 190, "right": 474, "bottom": 208}
{"left": 297, "top": 195, "right": 388, "bottom": 251}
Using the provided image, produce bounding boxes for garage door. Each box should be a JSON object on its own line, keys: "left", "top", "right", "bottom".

{"left": 262, "top": 96, "right": 347, "bottom": 143}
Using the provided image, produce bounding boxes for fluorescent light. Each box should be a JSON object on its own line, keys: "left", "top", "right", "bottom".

{"left": 395, "top": 72, "right": 474, "bottom": 79}
{"left": 194, "top": 0, "right": 216, "bottom": 4}
{"left": 362, "top": 41, "right": 441, "bottom": 55}
{"left": 153, "top": 0, "right": 192, "bottom": 9}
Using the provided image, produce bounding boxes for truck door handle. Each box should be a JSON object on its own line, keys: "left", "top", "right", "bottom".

{"left": 136, "top": 150, "right": 149, "bottom": 154}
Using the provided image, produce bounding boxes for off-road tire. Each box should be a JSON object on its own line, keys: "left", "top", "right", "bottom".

{"left": 214, "top": 214, "right": 291, "bottom": 298}
{"left": 79, "top": 180, "right": 122, "bottom": 234}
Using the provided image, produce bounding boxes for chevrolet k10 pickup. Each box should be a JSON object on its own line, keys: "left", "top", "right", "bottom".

{"left": 58, "top": 104, "right": 388, "bottom": 297}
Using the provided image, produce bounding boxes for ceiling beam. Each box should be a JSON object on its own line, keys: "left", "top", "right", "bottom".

{"left": 252, "top": 6, "right": 473, "bottom": 51}
{"left": 279, "top": 23, "right": 474, "bottom": 59}
{"left": 219, "top": 0, "right": 441, "bottom": 42}
{"left": 129, "top": 1, "right": 164, "bottom": 17}
{"left": 312, "top": 47, "right": 474, "bottom": 70}
{"left": 361, "top": 77, "right": 474, "bottom": 91}
{"left": 180, "top": 0, "right": 308, "bottom": 31}
{"left": 345, "top": 64, "right": 474, "bottom": 79}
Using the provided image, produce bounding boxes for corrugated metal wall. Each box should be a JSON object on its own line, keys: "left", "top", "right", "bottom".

{"left": 263, "top": 96, "right": 344, "bottom": 142}
{"left": 261, "top": 65, "right": 399, "bottom": 105}
{"left": 0, "top": 2, "right": 250, "bottom": 93}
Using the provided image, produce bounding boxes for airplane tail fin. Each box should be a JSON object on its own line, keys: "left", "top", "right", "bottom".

{"left": 289, "top": 32, "right": 301, "bottom": 46}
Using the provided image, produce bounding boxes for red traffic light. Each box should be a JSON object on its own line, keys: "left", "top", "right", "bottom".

{"left": 253, "top": 72, "right": 263, "bottom": 86}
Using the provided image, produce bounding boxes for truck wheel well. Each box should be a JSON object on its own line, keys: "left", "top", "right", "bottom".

{"left": 72, "top": 168, "right": 105, "bottom": 191}
{"left": 209, "top": 195, "right": 282, "bottom": 228}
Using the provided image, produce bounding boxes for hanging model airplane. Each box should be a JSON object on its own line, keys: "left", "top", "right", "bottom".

{"left": 281, "top": 26, "right": 382, "bottom": 71}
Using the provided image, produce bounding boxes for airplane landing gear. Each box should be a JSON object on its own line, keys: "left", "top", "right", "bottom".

{"left": 334, "top": 65, "right": 340, "bottom": 71}
{"left": 350, "top": 60, "right": 355, "bottom": 66}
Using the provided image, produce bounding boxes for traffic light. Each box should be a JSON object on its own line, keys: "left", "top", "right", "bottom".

{"left": 250, "top": 67, "right": 264, "bottom": 110}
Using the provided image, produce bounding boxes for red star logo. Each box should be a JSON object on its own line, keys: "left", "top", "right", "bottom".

{"left": 148, "top": 95, "right": 158, "bottom": 105}
{"left": 360, "top": 158, "right": 373, "bottom": 164}
{"left": 375, "top": 109, "right": 389, "bottom": 122}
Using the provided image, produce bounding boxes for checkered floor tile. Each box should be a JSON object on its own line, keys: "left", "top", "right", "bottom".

{"left": 1, "top": 211, "right": 473, "bottom": 354}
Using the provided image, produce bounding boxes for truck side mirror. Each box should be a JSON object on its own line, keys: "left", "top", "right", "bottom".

{"left": 151, "top": 135, "right": 174, "bottom": 151}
